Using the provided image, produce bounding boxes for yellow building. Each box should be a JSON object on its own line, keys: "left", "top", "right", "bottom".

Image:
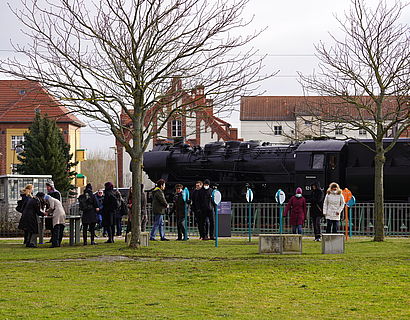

{"left": 0, "top": 80, "right": 86, "bottom": 186}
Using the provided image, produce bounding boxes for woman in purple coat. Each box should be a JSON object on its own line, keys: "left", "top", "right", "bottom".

{"left": 284, "top": 187, "right": 307, "bottom": 234}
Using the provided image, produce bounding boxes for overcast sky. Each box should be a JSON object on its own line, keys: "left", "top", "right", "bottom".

{"left": 0, "top": 0, "right": 408, "bottom": 154}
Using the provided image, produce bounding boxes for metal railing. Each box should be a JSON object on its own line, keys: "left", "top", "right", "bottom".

{"left": 1, "top": 202, "right": 409, "bottom": 237}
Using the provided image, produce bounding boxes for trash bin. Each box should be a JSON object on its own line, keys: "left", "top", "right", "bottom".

{"left": 217, "top": 201, "right": 231, "bottom": 237}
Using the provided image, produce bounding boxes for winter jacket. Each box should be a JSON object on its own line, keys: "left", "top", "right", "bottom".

{"left": 172, "top": 192, "right": 185, "bottom": 218}
{"left": 198, "top": 188, "right": 214, "bottom": 216}
{"left": 323, "top": 192, "right": 345, "bottom": 221}
{"left": 190, "top": 189, "right": 201, "bottom": 213}
{"left": 284, "top": 195, "right": 307, "bottom": 226}
{"left": 81, "top": 189, "right": 98, "bottom": 224}
{"left": 152, "top": 188, "right": 168, "bottom": 215}
{"left": 310, "top": 188, "right": 324, "bottom": 218}
{"left": 102, "top": 189, "right": 118, "bottom": 227}
{"left": 18, "top": 197, "right": 44, "bottom": 233}
{"left": 48, "top": 189, "right": 62, "bottom": 201}
{"left": 46, "top": 197, "right": 66, "bottom": 227}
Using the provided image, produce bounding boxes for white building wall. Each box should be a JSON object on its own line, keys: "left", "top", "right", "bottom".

{"left": 199, "top": 120, "right": 215, "bottom": 145}
{"left": 185, "top": 115, "right": 197, "bottom": 140}
{"left": 241, "top": 120, "right": 295, "bottom": 143}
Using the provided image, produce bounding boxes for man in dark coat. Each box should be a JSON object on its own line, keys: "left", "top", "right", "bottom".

{"left": 191, "top": 181, "right": 205, "bottom": 239}
{"left": 149, "top": 179, "right": 169, "bottom": 241}
{"left": 172, "top": 184, "right": 187, "bottom": 241}
{"left": 310, "top": 182, "right": 324, "bottom": 241}
{"left": 198, "top": 179, "right": 215, "bottom": 240}
{"left": 19, "top": 192, "right": 46, "bottom": 248}
{"left": 79, "top": 183, "right": 99, "bottom": 245}
{"left": 102, "top": 182, "right": 119, "bottom": 243}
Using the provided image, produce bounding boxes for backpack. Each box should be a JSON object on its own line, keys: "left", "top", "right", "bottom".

{"left": 78, "top": 193, "right": 94, "bottom": 211}
{"left": 16, "top": 199, "right": 25, "bottom": 213}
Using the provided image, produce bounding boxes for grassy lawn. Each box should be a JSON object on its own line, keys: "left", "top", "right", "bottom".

{"left": 0, "top": 237, "right": 409, "bottom": 320}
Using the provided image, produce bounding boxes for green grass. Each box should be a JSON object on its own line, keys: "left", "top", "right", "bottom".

{"left": 0, "top": 237, "right": 409, "bottom": 319}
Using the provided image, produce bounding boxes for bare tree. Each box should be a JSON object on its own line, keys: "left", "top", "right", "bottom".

{"left": 81, "top": 150, "right": 115, "bottom": 191}
{"left": 1, "top": 0, "right": 271, "bottom": 247}
{"left": 299, "top": 0, "right": 410, "bottom": 241}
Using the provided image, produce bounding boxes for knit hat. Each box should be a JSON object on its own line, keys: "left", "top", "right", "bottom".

{"left": 296, "top": 187, "right": 303, "bottom": 194}
{"left": 204, "top": 179, "right": 210, "bottom": 185}
{"left": 85, "top": 183, "right": 92, "bottom": 191}
{"left": 104, "top": 182, "right": 114, "bottom": 190}
{"left": 46, "top": 181, "right": 54, "bottom": 188}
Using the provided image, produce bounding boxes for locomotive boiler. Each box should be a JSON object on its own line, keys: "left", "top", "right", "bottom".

{"left": 143, "top": 138, "right": 410, "bottom": 202}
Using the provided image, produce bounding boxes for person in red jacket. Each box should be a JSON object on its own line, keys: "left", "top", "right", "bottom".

{"left": 284, "top": 187, "right": 307, "bottom": 234}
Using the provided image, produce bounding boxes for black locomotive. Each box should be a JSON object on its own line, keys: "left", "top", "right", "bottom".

{"left": 143, "top": 138, "right": 410, "bottom": 202}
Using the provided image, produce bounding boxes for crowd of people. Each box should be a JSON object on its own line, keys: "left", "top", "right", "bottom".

{"left": 16, "top": 177, "right": 347, "bottom": 247}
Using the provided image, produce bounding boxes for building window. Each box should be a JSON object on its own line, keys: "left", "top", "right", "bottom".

{"left": 359, "top": 128, "right": 366, "bottom": 136}
{"left": 274, "top": 126, "right": 282, "bottom": 135}
{"left": 172, "top": 120, "right": 182, "bottom": 137}
{"left": 304, "top": 120, "right": 312, "bottom": 126}
{"left": 11, "top": 136, "right": 25, "bottom": 150}
{"left": 335, "top": 127, "right": 343, "bottom": 135}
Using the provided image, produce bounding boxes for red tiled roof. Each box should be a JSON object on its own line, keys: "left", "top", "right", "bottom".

{"left": 0, "top": 80, "right": 85, "bottom": 127}
{"left": 240, "top": 96, "right": 408, "bottom": 121}
{"left": 240, "top": 96, "right": 299, "bottom": 121}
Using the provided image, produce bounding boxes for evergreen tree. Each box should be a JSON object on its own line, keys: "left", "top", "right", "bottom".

{"left": 17, "top": 111, "right": 77, "bottom": 197}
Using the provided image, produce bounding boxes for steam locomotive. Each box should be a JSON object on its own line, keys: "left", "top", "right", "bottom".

{"left": 143, "top": 139, "right": 410, "bottom": 202}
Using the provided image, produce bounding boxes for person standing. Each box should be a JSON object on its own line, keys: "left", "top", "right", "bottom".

{"left": 45, "top": 181, "right": 61, "bottom": 243}
{"left": 94, "top": 189, "right": 104, "bottom": 231}
{"left": 310, "top": 182, "right": 324, "bottom": 241}
{"left": 284, "top": 187, "right": 307, "bottom": 234}
{"left": 44, "top": 195, "right": 66, "bottom": 247}
{"left": 323, "top": 182, "right": 345, "bottom": 233}
{"left": 172, "top": 184, "right": 187, "bottom": 241}
{"left": 199, "top": 179, "right": 215, "bottom": 240}
{"left": 19, "top": 192, "right": 46, "bottom": 248}
{"left": 102, "top": 182, "right": 118, "bottom": 243}
{"left": 114, "top": 189, "right": 125, "bottom": 236}
{"left": 17, "top": 184, "right": 34, "bottom": 244}
{"left": 149, "top": 179, "right": 169, "bottom": 241}
{"left": 79, "top": 183, "right": 99, "bottom": 245}
{"left": 191, "top": 181, "right": 205, "bottom": 239}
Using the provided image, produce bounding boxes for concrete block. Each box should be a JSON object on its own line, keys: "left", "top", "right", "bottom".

{"left": 259, "top": 234, "right": 282, "bottom": 254}
{"left": 140, "top": 232, "right": 149, "bottom": 247}
{"left": 282, "top": 234, "right": 302, "bottom": 254}
{"left": 259, "top": 234, "right": 302, "bottom": 254}
{"left": 125, "top": 231, "right": 149, "bottom": 247}
{"left": 322, "top": 233, "right": 344, "bottom": 254}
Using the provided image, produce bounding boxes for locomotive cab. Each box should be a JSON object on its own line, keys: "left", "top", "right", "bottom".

{"left": 295, "top": 140, "right": 346, "bottom": 195}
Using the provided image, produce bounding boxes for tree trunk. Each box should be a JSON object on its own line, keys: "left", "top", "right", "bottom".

{"left": 373, "top": 148, "right": 385, "bottom": 242}
{"left": 129, "top": 155, "right": 142, "bottom": 247}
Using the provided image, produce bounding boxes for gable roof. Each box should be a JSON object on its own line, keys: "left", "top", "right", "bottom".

{"left": 240, "top": 95, "right": 407, "bottom": 121}
{"left": 0, "top": 80, "right": 85, "bottom": 127}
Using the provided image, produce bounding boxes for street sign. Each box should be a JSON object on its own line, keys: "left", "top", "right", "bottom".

{"left": 275, "top": 189, "right": 286, "bottom": 205}
{"left": 246, "top": 188, "right": 253, "bottom": 202}
{"left": 347, "top": 195, "right": 356, "bottom": 207}
{"left": 212, "top": 189, "right": 222, "bottom": 205}
{"left": 182, "top": 187, "right": 190, "bottom": 202}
